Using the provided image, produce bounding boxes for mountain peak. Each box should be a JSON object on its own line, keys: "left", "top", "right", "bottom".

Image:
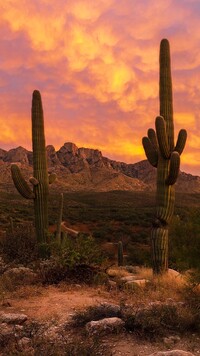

{"left": 0, "top": 142, "right": 199, "bottom": 193}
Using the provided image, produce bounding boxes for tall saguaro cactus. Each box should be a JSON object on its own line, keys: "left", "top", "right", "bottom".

{"left": 11, "top": 90, "right": 56, "bottom": 244}
{"left": 142, "top": 39, "right": 187, "bottom": 274}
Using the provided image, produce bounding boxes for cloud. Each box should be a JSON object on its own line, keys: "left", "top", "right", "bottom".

{"left": 0, "top": 0, "right": 200, "bottom": 174}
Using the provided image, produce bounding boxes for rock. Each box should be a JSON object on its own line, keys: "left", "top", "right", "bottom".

{"left": 149, "top": 351, "right": 195, "bottom": 356}
{"left": 125, "top": 279, "right": 148, "bottom": 288}
{"left": 0, "top": 313, "right": 28, "bottom": 324}
{"left": 0, "top": 148, "right": 7, "bottom": 160}
{"left": 86, "top": 317, "right": 125, "bottom": 335}
{"left": 120, "top": 275, "right": 138, "bottom": 282}
{"left": 4, "top": 147, "right": 30, "bottom": 164}
{"left": 3, "top": 267, "right": 37, "bottom": 285}
{"left": 108, "top": 280, "right": 117, "bottom": 289}
{"left": 46, "top": 145, "right": 60, "bottom": 166}
{"left": 168, "top": 269, "right": 183, "bottom": 279}
{"left": 0, "top": 323, "right": 15, "bottom": 346}
{"left": 18, "top": 337, "right": 34, "bottom": 354}
{"left": 79, "top": 147, "right": 103, "bottom": 167}
{"left": 106, "top": 266, "right": 131, "bottom": 278}
{"left": 163, "top": 336, "right": 181, "bottom": 346}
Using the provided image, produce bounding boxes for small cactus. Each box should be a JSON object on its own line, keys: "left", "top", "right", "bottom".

{"left": 142, "top": 39, "right": 187, "bottom": 274}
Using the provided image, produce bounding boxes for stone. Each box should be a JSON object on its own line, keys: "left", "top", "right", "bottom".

{"left": 0, "top": 323, "right": 15, "bottom": 345}
{"left": 125, "top": 279, "right": 148, "bottom": 288}
{"left": 4, "top": 147, "right": 30, "bottom": 164}
{"left": 108, "top": 280, "right": 117, "bottom": 289}
{"left": 106, "top": 266, "right": 131, "bottom": 278}
{"left": 3, "top": 267, "right": 37, "bottom": 285}
{"left": 168, "top": 269, "right": 184, "bottom": 283}
{"left": 18, "top": 337, "right": 34, "bottom": 355}
{"left": 149, "top": 351, "right": 195, "bottom": 356}
{"left": 120, "top": 275, "right": 138, "bottom": 282}
{"left": 46, "top": 145, "right": 60, "bottom": 166}
{"left": 86, "top": 317, "right": 125, "bottom": 335}
{"left": 163, "top": 336, "right": 181, "bottom": 346}
{"left": 0, "top": 313, "right": 28, "bottom": 324}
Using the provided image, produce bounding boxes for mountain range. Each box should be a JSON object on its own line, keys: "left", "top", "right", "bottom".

{"left": 0, "top": 142, "right": 200, "bottom": 193}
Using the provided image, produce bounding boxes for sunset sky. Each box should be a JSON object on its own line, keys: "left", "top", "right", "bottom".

{"left": 1, "top": 0, "right": 200, "bottom": 175}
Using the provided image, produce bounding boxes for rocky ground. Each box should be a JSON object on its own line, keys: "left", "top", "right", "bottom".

{"left": 0, "top": 262, "right": 199, "bottom": 355}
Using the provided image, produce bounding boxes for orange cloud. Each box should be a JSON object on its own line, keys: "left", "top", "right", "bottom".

{"left": 1, "top": 0, "right": 200, "bottom": 175}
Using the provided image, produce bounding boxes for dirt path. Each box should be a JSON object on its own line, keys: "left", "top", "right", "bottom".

{"left": 1, "top": 285, "right": 112, "bottom": 322}
{"left": 1, "top": 285, "right": 199, "bottom": 355}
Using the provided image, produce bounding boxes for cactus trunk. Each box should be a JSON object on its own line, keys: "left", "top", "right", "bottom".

{"left": 32, "top": 90, "right": 49, "bottom": 243}
{"left": 142, "top": 39, "right": 187, "bottom": 274}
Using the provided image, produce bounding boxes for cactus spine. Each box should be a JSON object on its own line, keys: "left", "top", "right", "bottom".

{"left": 118, "top": 240, "right": 124, "bottom": 267}
{"left": 142, "top": 39, "right": 187, "bottom": 274}
{"left": 11, "top": 90, "right": 56, "bottom": 244}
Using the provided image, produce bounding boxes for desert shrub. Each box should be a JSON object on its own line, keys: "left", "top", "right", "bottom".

{"left": 182, "top": 270, "right": 200, "bottom": 331}
{"left": 57, "top": 233, "right": 104, "bottom": 266}
{"left": 124, "top": 302, "right": 196, "bottom": 339}
{"left": 71, "top": 304, "right": 121, "bottom": 327}
{"left": 1, "top": 223, "right": 38, "bottom": 264}
{"left": 169, "top": 211, "right": 200, "bottom": 270}
{"left": 38, "top": 234, "right": 105, "bottom": 284}
{"left": 127, "top": 243, "right": 151, "bottom": 266}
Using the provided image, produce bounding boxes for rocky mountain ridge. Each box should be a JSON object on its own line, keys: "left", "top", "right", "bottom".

{"left": 0, "top": 142, "right": 200, "bottom": 192}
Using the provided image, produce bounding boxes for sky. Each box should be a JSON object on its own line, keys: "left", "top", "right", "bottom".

{"left": 1, "top": 0, "right": 200, "bottom": 175}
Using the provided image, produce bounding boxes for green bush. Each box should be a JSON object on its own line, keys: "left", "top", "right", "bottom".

{"left": 38, "top": 233, "right": 105, "bottom": 284}
{"left": 169, "top": 211, "right": 200, "bottom": 270}
{"left": 127, "top": 243, "right": 151, "bottom": 266}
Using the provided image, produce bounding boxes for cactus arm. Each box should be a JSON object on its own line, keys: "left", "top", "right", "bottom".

{"left": 29, "top": 177, "right": 39, "bottom": 186}
{"left": 48, "top": 173, "right": 57, "bottom": 185}
{"left": 142, "top": 136, "right": 158, "bottom": 167}
{"left": 166, "top": 151, "right": 180, "bottom": 186}
{"left": 174, "top": 129, "right": 187, "bottom": 155}
{"left": 148, "top": 128, "right": 158, "bottom": 151}
{"left": 11, "top": 164, "right": 35, "bottom": 199}
{"left": 155, "top": 116, "right": 170, "bottom": 159}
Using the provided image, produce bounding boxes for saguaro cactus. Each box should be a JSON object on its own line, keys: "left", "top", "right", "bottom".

{"left": 11, "top": 90, "right": 56, "bottom": 244}
{"left": 142, "top": 39, "right": 187, "bottom": 274}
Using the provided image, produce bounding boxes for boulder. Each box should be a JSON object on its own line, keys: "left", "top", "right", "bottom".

{"left": 86, "top": 317, "right": 125, "bottom": 335}
{"left": 0, "top": 313, "right": 28, "bottom": 324}
{"left": 0, "top": 323, "right": 15, "bottom": 345}
{"left": 3, "top": 267, "right": 37, "bottom": 285}
{"left": 125, "top": 279, "right": 148, "bottom": 288}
